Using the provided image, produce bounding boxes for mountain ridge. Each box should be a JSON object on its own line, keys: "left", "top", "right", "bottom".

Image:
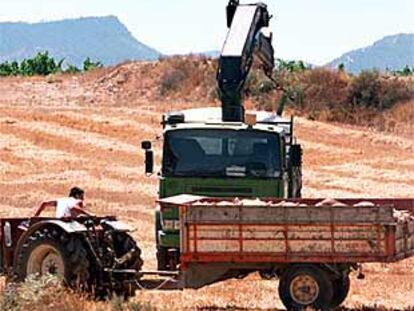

{"left": 0, "top": 16, "right": 161, "bottom": 66}
{"left": 327, "top": 33, "right": 414, "bottom": 73}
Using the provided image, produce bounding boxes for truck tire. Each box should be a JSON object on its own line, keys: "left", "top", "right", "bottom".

{"left": 278, "top": 264, "right": 333, "bottom": 311}
{"left": 156, "top": 246, "right": 169, "bottom": 271}
{"left": 155, "top": 211, "right": 169, "bottom": 271}
{"left": 15, "top": 227, "right": 90, "bottom": 289}
{"left": 331, "top": 275, "right": 350, "bottom": 308}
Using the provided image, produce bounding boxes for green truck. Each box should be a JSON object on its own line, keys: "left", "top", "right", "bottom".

{"left": 141, "top": 0, "right": 303, "bottom": 270}
{"left": 142, "top": 108, "right": 303, "bottom": 270}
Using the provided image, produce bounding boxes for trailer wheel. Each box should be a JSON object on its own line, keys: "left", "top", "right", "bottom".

{"left": 331, "top": 275, "right": 350, "bottom": 308}
{"left": 15, "top": 228, "right": 90, "bottom": 289}
{"left": 278, "top": 265, "right": 333, "bottom": 311}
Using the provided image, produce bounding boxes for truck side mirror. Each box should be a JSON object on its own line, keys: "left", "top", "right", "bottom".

{"left": 144, "top": 150, "right": 154, "bottom": 175}
{"left": 141, "top": 141, "right": 154, "bottom": 175}
{"left": 290, "top": 144, "right": 302, "bottom": 167}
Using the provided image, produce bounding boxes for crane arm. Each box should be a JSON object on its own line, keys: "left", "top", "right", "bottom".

{"left": 218, "top": 1, "right": 275, "bottom": 122}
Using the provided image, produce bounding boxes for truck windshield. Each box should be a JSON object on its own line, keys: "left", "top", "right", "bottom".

{"left": 163, "top": 129, "right": 281, "bottom": 178}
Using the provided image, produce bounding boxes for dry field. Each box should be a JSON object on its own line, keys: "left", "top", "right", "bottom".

{"left": 0, "top": 63, "right": 414, "bottom": 310}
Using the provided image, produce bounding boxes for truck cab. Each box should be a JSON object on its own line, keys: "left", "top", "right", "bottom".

{"left": 142, "top": 107, "right": 302, "bottom": 270}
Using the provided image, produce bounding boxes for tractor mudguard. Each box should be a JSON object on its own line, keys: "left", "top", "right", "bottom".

{"left": 100, "top": 220, "right": 131, "bottom": 232}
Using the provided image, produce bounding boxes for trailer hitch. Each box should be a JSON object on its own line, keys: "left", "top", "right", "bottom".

{"left": 114, "top": 248, "right": 138, "bottom": 266}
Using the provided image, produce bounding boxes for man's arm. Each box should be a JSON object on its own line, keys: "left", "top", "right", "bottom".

{"left": 71, "top": 204, "right": 95, "bottom": 217}
{"left": 33, "top": 201, "right": 57, "bottom": 217}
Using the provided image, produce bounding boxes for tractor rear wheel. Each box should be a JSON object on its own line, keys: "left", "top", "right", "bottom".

{"left": 15, "top": 227, "right": 90, "bottom": 289}
{"left": 112, "top": 232, "right": 144, "bottom": 298}
{"left": 113, "top": 232, "right": 143, "bottom": 272}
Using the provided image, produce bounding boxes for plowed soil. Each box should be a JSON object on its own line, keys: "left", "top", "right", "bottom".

{"left": 1, "top": 63, "right": 413, "bottom": 310}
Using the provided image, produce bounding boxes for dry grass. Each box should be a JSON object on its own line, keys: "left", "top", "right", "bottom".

{"left": 380, "top": 100, "right": 414, "bottom": 136}
{"left": 0, "top": 59, "right": 414, "bottom": 310}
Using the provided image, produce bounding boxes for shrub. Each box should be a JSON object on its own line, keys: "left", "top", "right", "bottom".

{"left": 19, "top": 51, "right": 64, "bottom": 76}
{"left": 159, "top": 69, "right": 188, "bottom": 95}
{"left": 65, "top": 65, "right": 81, "bottom": 74}
{"left": 0, "top": 61, "right": 20, "bottom": 76}
{"left": 157, "top": 56, "right": 216, "bottom": 98}
{"left": 347, "top": 70, "right": 413, "bottom": 111}
{"left": 276, "top": 59, "right": 310, "bottom": 73}
{"left": 245, "top": 71, "right": 275, "bottom": 97}
{"left": 0, "top": 52, "right": 103, "bottom": 77}
{"left": 83, "top": 57, "right": 103, "bottom": 71}
{"left": 347, "top": 70, "right": 381, "bottom": 109}
{"left": 0, "top": 275, "right": 90, "bottom": 311}
{"left": 378, "top": 77, "right": 413, "bottom": 110}
{"left": 296, "top": 68, "right": 349, "bottom": 120}
{"left": 393, "top": 65, "right": 414, "bottom": 77}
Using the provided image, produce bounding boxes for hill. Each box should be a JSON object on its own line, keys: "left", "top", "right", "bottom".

{"left": 0, "top": 16, "right": 161, "bottom": 66}
{"left": 328, "top": 33, "right": 414, "bottom": 73}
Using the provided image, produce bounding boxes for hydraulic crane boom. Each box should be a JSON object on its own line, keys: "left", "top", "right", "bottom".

{"left": 218, "top": 0, "right": 275, "bottom": 122}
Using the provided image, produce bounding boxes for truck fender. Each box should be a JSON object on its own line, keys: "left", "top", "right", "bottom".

{"left": 12, "top": 220, "right": 88, "bottom": 269}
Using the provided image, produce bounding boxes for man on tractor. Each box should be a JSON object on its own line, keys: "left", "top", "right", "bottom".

{"left": 33, "top": 187, "right": 94, "bottom": 218}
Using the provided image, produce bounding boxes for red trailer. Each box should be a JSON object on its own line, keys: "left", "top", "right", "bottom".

{"left": 157, "top": 195, "right": 414, "bottom": 310}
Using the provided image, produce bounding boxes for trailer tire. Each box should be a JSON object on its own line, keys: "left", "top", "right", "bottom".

{"left": 278, "top": 264, "right": 333, "bottom": 311}
{"left": 15, "top": 227, "right": 90, "bottom": 289}
{"left": 331, "top": 275, "right": 350, "bottom": 308}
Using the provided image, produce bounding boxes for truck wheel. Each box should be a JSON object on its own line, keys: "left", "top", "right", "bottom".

{"left": 331, "top": 275, "right": 350, "bottom": 308}
{"left": 15, "top": 228, "right": 90, "bottom": 289}
{"left": 156, "top": 246, "right": 169, "bottom": 271}
{"left": 278, "top": 265, "right": 333, "bottom": 311}
{"left": 155, "top": 211, "right": 168, "bottom": 271}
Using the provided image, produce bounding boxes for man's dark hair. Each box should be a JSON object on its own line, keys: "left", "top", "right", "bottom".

{"left": 69, "top": 187, "right": 84, "bottom": 199}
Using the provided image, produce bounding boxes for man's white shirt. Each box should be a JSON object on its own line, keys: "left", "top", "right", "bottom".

{"left": 56, "top": 197, "right": 81, "bottom": 218}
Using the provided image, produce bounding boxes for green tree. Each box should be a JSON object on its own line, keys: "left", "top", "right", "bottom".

{"left": 0, "top": 52, "right": 103, "bottom": 77}
{"left": 83, "top": 57, "right": 103, "bottom": 71}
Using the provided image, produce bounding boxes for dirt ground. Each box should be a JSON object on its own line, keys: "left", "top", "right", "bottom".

{"left": 0, "top": 65, "right": 414, "bottom": 310}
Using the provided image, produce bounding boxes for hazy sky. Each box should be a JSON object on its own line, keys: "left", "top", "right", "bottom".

{"left": 1, "top": 0, "right": 413, "bottom": 65}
